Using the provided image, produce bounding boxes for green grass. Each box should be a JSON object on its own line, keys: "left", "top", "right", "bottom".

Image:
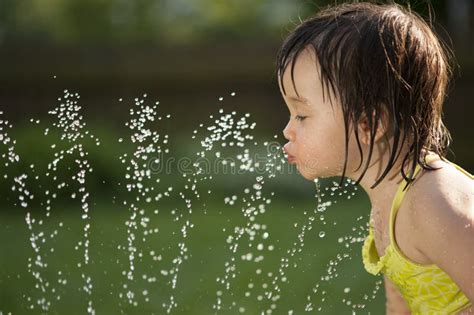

{"left": 0, "top": 190, "right": 385, "bottom": 315}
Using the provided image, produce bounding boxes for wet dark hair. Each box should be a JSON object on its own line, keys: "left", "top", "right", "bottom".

{"left": 276, "top": 1, "right": 454, "bottom": 189}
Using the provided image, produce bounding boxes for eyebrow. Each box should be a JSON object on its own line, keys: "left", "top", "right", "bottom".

{"left": 288, "top": 96, "right": 311, "bottom": 106}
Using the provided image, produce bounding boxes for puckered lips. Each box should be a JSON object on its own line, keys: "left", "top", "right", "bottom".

{"left": 283, "top": 145, "right": 296, "bottom": 164}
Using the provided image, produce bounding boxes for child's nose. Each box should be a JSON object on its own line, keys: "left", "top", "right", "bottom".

{"left": 283, "top": 121, "right": 294, "bottom": 142}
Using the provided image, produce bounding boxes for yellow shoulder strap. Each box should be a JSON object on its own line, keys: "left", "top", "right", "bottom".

{"left": 388, "top": 154, "right": 439, "bottom": 244}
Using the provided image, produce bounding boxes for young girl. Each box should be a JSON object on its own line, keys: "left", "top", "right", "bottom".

{"left": 276, "top": 2, "right": 473, "bottom": 314}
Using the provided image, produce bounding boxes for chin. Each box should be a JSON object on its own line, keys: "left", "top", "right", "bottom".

{"left": 303, "top": 174, "right": 318, "bottom": 181}
{"left": 297, "top": 166, "right": 319, "bottom": 181}
{"left": 297, "top": 164, "right": 336, "bottom": 181}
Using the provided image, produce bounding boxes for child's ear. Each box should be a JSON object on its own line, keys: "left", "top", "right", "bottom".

{"left": 357, "top": 109, "right": 389, "bottom": 145}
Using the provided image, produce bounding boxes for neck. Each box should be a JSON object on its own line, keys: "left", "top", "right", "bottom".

{"left": 346, "top": 143, "right": 412, "bottom": 214}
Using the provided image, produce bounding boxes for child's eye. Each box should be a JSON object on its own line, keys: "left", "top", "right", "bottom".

{"left": 295, "top": 115, "right": 307, "bottom": 121}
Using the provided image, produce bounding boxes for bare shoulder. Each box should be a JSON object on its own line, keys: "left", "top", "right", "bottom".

{"left": 401, "top": 158, "right": 474, "bottom": 260}
{"left": 402, "top": 158, "right": 474, "bottom": 301}
{"left": 407, "top": 158, "right": 474, "bottom": 225}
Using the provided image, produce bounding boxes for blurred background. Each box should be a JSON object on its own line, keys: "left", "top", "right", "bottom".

{"left": 0, "top": 0, "right": 473, "bottom": 161}
{"left": 0, "top": 0, "right": 472, "bottom": 314}
{"left": 0, "top": 0, "right": 473, "bottom": 159}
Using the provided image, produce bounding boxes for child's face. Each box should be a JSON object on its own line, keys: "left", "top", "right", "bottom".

{"left": 279, "top": 48, "right": 359, "bottom": 181}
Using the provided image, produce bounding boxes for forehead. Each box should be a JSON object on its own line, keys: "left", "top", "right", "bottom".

{"left": 279, "top": 48, "right": 323, "bottom": 101}
{"left": 281, "top": 48, "right": 316, "bottom": 85}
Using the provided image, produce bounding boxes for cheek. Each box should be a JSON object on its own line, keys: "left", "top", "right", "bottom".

{"left": 296, "top": 126, "right": 318, "bottom": 152}
{"left": 300, "top": 125, "right": 347, "bottom": 169}
{"left": 298, "top": 122, "right": 342, "bottom": 153}
{"left": 297, "top": 127, "right": 329, "bottom": 162}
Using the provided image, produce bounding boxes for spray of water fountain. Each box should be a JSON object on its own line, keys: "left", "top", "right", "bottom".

{"left": 0, "top": 91, "right": 383, "bottom": 314}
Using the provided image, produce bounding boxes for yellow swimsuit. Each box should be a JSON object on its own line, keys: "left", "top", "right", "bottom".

{"left": 362, "top": 155, "right": 473, "bottom": 314}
